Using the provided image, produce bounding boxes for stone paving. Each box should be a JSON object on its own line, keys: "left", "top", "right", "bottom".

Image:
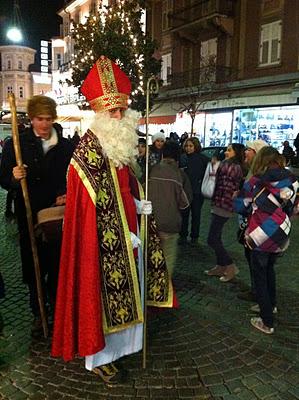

{"left": 0, "top": 187, "right": 298, "bottom": 400}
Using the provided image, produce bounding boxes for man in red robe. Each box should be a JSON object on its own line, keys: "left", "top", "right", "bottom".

{"left": 51, "top": 56, "right": 175, "bottom": 385}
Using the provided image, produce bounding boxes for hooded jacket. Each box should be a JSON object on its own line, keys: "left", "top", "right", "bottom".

{"left": 234, "top": 167, "right": 298, "bottom": 253}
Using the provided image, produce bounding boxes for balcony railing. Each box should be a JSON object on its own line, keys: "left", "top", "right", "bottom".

{"left": 166, "top": 65, "right": 233, "bottom": 91}
{"left": 169, "top": 0, "right": 234, "bottom": 30}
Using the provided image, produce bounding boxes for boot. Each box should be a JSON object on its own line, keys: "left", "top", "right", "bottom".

{"left": 204, "top": 265, "right": 226, "bottom": 276}
{"left": 219, "top": 264, "right": 239, "bottom": 282}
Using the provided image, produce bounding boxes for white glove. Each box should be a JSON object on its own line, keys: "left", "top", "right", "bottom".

{"left": 130, "top": 232, "right": 141, "bottom": 249}
{"left": 135, "top": 199, "right": 152, "bottom": 215}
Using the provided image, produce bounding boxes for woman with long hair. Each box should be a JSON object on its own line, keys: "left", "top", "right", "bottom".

{"left": 205, "top": 143, "right": 245, "bottom": 281}
{"left": 234, "top": 146, "right": 298, "bottom": 334}
{"left": 179, "top": 137, "right": 208, "bottom": 245}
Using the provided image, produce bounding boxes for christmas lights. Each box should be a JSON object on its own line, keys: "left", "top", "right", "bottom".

{"left": 69, "top": 0, "right": 161, "bottom": 112}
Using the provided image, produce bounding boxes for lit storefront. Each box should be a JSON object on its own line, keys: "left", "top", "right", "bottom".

{"left": 142, "top": 104, "right": 299, "bottom": 150}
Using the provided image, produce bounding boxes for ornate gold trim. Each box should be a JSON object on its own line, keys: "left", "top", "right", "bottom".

{"left": 89, "top": 93, "right": 129, "bottom": 113}
{"left": 71, "top": 158, "right": 97, "bottom": 205}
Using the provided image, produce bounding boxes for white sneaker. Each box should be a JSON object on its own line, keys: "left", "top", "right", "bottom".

{"left": 250, "top": 304, "right": 278, "bottom": 314}
{"left": 251, "top": 317, "right": 274, "bottom": 334}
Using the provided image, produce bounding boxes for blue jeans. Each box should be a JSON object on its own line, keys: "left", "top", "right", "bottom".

{"left": 207, "top": 213, "right": 233, "bottom": 266}
{"left": 251, "top": 251, "right": 278, "bottom": 328}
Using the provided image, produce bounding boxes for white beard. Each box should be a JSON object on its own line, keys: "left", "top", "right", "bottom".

{"left": 89, "top": 109, "right": 139, "bottom": 167}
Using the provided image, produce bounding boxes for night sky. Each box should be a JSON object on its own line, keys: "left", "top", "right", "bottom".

{"left": 0, "top": 0, "right": 65, "bottom": 50}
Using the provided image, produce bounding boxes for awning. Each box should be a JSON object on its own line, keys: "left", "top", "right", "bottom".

{"left": 138, "top": 101, "right": 182, "bottom": 125}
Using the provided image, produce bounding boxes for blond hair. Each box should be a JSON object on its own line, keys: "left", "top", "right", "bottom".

{"left": 27, "top": 95, "right": 57, "bottom": 120}
{"left": 251, "top": 146, "right": 285, "bottom": 176}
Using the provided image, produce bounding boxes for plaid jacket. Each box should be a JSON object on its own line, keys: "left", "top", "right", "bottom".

{"left": 234, "top": 167, "right": 298, "bottom": 253}
{"left": 212, "top": 159, "right": 244, "bottom": 212}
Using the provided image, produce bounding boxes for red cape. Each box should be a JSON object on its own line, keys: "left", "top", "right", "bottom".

{"left": 51, "top": 165, "right": 105, "bottom": 361}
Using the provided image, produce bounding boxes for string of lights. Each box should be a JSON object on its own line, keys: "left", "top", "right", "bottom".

{"left": 68, "top": 0, "right": 161, "bottom": 112}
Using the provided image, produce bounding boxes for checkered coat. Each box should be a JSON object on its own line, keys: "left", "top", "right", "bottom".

{"left": 234, "top": 167, "right": 298, "bottom": 253}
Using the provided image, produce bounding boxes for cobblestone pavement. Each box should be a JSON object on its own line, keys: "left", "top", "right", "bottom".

{"left": 0, "top": 187, "right": 298, "bottom": 400}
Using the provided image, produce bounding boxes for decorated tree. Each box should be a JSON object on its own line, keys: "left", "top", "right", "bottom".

{"left": 69, "top": 0, "right": 161, "bottom": 113}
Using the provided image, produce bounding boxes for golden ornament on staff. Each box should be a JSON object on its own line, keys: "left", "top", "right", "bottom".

{"left": 143, "top": 76, "right": 159, "bottom": 369}
{"left": 7, "top": 93, "right": 48, "bottom": 338}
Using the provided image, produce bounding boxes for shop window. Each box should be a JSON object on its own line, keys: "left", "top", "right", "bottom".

{"left": 162, "top": 0, "right": 173, "bottom": 31}
{"left": 259, "top": 20, "right": 281, "bottom": 66}
{"left": 19, "top": 86, "right": 24, "bottom": 98}
{"left": 161, "top": 53, "right": 172, "bottom": 85}
{"left": 7, "top": 59, "right": 12, "bottom": 70}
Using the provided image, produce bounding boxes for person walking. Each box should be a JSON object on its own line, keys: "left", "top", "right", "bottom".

{"left": 205, "top": 143, "right": 245, "bottom": 282}
{"left": 0, "top": 95, "right": 74, "bottom": 336}
{"left": 51, "top": 56, "right": 175, "bottom": 385}
{"left": 178, "top": 137, "right": 208, "bottom": 246}
{"left": 234, "top": 146, "right": 298, "bottom": 334}
{"left": 149, "top": 141, "right": 192, "bottom": 276}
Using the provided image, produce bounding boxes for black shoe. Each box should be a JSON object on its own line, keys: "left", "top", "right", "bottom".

{"left": 237, "top": 291, "right": 256, "bottom": 302}
{"left": 178, "top": 237, "right": 187, "bottom": 245}
{"left": 4, "top": 210, "right": 15, "bottom": 219}
{"left": 92, "top": 363, "right": 126, "bottom": 386}
{"left": 189, "top": 238, "right": 199, "bottom": 247}
{"left": 31, "top": 317, "right": 44, "bottom": 338}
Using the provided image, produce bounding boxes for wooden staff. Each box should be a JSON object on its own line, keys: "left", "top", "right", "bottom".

{"left": 142, "top": 77, "right": 159, "bottom": 369}
{"left": 8, "top": 93, "right": 48, "bottom": 338}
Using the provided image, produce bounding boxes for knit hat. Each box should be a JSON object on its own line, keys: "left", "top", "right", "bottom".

{"left": 152, "top": 132, "right": 166, "bottom": 143}
{"left": 246, "top": 139, "right": 268, "bottom": 154}
{"left": 81, "top": 55, "right": 131, "bottom": 113}
{"left": 27, "top": 95, "right": 57, "bottom": 120}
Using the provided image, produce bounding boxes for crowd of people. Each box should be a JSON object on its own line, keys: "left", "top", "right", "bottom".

{"left": 0, "top": 55, "right": 298, "bottom": 386}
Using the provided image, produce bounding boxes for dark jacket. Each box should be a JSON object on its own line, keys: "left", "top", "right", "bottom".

{"left": 0, "top": 126, "right": 74, "bottom": 217}
{"left": 0, "top": 126, "right": 74, "bottom": 283}
{"left": 183, "top": 152, "right": 209, "bottom": 195}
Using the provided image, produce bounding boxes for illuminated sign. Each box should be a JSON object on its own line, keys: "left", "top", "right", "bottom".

{"left": 40, "top": 40, "right": 49, "bottom": 74}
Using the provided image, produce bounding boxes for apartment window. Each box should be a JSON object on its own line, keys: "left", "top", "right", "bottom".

{"left": 19, "top": 86, "right": 24, "bottom": 98}
{"left": 7, "top": 86, "right": 13, "bottom": 95}
{"left": 161, "top": 53, "right": 172, "bottom": 85}
{"left": 162, "top": 0, "right": 173, "bottom": 31}
{"left": 18, "top": 60, "right": 23, "bottom": 70}
{"left": 200, "top": 38, "right": 217, "bottom": 82}
{"left": 7, "top": 59, "right": 12, "bottom": 70}
{"left": 56, "top": 53, "right": 62, "bottom": 68}
{"left": 259, "top": 20, "right": 281, "bottom": 66}
{"left": 64, "top": 18, "right": 70, "bottom": 36}
{"left": 90, "top": 0, "right": 97, "bottom": 15}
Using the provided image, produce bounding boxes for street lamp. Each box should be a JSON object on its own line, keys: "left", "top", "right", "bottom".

{"left": 6, "top": 0, "right": 24, "bottom": 44}
{"left": 6, "top": 27, "right": 23, "bottom": 43}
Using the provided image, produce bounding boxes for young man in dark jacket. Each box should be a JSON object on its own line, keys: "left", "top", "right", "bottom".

{"left": 0, "top": 95, "right": 74, "bottom": 336}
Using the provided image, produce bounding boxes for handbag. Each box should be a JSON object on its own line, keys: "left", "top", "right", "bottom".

{"left": 201, "top": 161, "right": 220, "bottom": 199}
{"left": 35, "top": 205, "right": 65, "bottom": 243}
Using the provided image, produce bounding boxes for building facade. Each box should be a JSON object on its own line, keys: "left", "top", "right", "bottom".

{"left": 0, "top": 45, "right": 36, "bottom": 112}
{"left": 147, "top": 0, "right": 299, "bottom": 148}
